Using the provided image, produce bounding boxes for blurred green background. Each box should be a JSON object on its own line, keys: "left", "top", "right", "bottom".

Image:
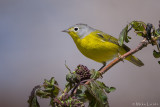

{"left": 0, "top": 0, "right": 160, "bottom": 107}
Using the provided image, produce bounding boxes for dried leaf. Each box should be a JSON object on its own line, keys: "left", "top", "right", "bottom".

{"left": 28, "top": 85, "right": 40, "bottom": 107}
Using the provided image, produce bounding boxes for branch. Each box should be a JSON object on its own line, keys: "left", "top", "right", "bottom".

{"left": 85, "top": 38, "right": 149, "bottom": 85}
{"left": 99, "top": 38, "right": 148, "bottom": 74}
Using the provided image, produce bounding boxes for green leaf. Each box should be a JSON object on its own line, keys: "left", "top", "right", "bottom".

{"left": 66, "top": 72, "right": 73, "bottom": 82}
{"left": 66, "top": 72, "right": 79, "bottom": 83}
{"left": 131, "top": 21, "right": 147, "bottom": 36}
{"left": 85, "top": 81, "right": 108, "bottom": 107}
{"left": 50, "top": 77, "right": 56, "bottom": 85}
{"left": 75, "top": 88, "right": 87, "bottom": 102}
{"left": 90, "top": 69, "right": 101, "bottom": 79}
{"left": 43, "top": 77, "right": 60, "bottom": 98}
{"left": 95, "top": 81, "right": 109, "bottom": 93}
{"left": 155, "top": 28, "right": 160, "bottom": 36}
{"left": 108, "top": 87, "right": 116, "bottom": 92}
{"left": 118, "top": 25, "right": 129, "bottom": 46}
{"left": 85, "top": 90, "right": 103, "bottom": 107}
{"left": 153, "top": 50, "right": 160, "bottom": 58}
{"left": 158, "top": 61, "right": 160, "bottom": 64}
{"left": 95, "top": 81, "right": 116, "bottom": 93}
{"left": 36, "top": 89, "right": 50, "bottom": 98}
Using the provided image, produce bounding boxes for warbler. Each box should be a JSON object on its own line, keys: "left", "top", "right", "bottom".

{"left": 62, "top": 23, "right": 144, "bottom": 69}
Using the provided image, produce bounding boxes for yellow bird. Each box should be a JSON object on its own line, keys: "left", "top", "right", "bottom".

{"left": 63, "top": 23, "right": 144, "bottom": 69}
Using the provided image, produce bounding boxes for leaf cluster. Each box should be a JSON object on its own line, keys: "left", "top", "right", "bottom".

{"left": 118, "top": 21, "right": 160, "bottom": 64}
{"left": 28, "top": 65, "right": 115, "bottom": 107}
{"left": 28, "top": 77, "right": 60, "bottom": 107}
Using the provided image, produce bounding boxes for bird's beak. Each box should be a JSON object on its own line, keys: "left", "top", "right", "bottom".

{"left": 62, "top": 29, "right": 69, "bottom": 33}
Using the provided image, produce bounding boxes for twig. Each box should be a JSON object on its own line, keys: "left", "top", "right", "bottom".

{"left": 71, "top": 79, "right": 91, "bottom": 96}
{"left": 65, "top": 60, "right": 72, "bottom": 73}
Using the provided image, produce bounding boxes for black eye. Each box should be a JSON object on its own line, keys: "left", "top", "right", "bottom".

{"left": 74, "top": 27, "right": 79, "bottom": 31}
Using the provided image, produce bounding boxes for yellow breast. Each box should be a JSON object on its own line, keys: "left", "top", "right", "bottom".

{"left": 74, "top": 32, "right": 120, "bottom": 63}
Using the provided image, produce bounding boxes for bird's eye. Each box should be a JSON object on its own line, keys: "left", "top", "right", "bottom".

{"left": 74, "top": 27, "right": 79, "bottom": 31}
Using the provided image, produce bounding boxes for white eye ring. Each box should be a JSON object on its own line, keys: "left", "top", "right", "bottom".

{"left": 74, "top": 27, "right": 79, "bottom": 32}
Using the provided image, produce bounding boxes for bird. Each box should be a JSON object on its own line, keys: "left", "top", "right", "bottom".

{"left": 62, "top": 23, "right": 144, "bottom": 70}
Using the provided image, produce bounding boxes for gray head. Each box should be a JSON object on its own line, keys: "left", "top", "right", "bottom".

{"left": 62, "top": 23, "right": 95, "bottom": 38}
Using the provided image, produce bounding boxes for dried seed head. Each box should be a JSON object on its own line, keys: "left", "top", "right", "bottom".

{"left": 75, "top": 64, "right": 91, "bottom": 81}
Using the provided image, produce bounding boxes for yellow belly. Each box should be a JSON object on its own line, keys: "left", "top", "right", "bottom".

{"left": 75, "top": 34, "right": 120, "bottom": 63}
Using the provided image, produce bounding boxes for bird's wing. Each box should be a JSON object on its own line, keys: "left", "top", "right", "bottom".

{"left": 96, "top": 31, "right": 131, "bottom": 52}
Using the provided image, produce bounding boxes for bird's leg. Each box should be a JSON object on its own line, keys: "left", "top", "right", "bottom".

{"left": 98, "top": 62, "right": 106, "bottom": 71}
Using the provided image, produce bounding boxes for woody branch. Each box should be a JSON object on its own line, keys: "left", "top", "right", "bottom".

{"left": 85, "top": 38, "right": 149, "bottom": 85}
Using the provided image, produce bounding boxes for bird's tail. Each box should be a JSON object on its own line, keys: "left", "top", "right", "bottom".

{"left": 126, "top": 55, "right": 144, "bottom": 67}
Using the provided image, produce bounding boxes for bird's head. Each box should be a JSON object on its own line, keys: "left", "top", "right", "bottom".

{"left": 62, "top": 23, "right": 95, "bottom": 40}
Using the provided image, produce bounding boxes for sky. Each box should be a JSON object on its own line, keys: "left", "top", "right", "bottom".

{"left": 0, "top": 0, "right": 160, "bottom": 107}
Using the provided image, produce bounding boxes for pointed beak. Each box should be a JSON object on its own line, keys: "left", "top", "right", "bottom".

{"left": 62, "top": 29, "right": 69, "bottom": 33}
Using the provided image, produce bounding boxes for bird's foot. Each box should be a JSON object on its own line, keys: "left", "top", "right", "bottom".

{"left": 118, "top": 53, "right": 124, "bottom": 62}
{"left": 98, "top": 62, "right": 106, "bottom": 71}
